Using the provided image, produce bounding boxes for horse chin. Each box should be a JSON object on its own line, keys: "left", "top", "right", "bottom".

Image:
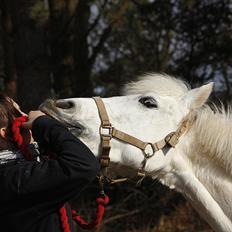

{"left": 39, "top": 99, "right": 85, "bottom": 137}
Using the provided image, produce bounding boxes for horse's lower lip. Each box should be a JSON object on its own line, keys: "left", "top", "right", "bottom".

{"left": 68, "top": 127, "right": 83, "bottom": 136}
{"left": 39, "top": 105, "right": 85, "bottom": 134}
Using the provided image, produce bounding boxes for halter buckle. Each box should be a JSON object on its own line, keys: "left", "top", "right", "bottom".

{"left": 143, "top": 143, "right": 155, "bottom": 158}
{"left": 165, "top": 132, "right": 178, "bottom": 147}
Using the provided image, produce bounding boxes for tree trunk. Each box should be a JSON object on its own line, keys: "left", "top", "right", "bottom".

{"left": 0, "top": 7, "right": 6, "bottom": 92}
{"left": 73, "top": 0, "right": 92, "bottom": 97}
{"left": 0, "top": 0, "right": 17, "bottom": 98}
{"left": 48, "top": 0, "right": 78, "bottom": 98}
{"left": 11, "top": 0, "right": 51, "bottom": 111}
{"left": 48, "top": 0, "right": 92, "bottom": 98}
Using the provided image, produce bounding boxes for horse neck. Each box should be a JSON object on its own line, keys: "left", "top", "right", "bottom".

{"left": 174, "top": 107, "right": 232, "bottom": 223}
{"left": 183, "top": 107, "right": 232, "bottom": 177}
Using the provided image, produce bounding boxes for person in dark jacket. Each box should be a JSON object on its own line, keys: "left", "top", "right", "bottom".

{"left": 0, "top": 94, "right": 100, "bottom": 232}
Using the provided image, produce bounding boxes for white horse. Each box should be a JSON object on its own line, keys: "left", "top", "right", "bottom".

{"left": 40, "top": 74, "right": 232, "bottom": 232}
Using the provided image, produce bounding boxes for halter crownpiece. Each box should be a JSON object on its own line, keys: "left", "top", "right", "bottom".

{"left": 93, "top": 96, "right": 192, "bottom": 178}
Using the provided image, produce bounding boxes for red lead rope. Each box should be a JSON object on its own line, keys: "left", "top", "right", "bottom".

{"left": 71, "top": 195, "right": 109, "bottom": 230}
{"left": 12, "top": 116, "right": 109, "bottom": 231}
{"left": 12, "top": 116, "right": 33, "bottom": 160}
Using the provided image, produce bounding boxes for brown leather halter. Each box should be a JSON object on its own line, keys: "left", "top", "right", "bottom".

{"left": 93, "top": 97, "right": 190, "bottom": 178}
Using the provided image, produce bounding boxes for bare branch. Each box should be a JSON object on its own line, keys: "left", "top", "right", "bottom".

{"left": 86, "top": 0, "right": 108, "bottom": 36}
{"left": 88, "top": 25, "right": 112, "bottom": 67}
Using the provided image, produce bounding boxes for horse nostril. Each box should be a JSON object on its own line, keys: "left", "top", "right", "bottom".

{"left": 55, "top": 100, "right": 74, "bottom": 109}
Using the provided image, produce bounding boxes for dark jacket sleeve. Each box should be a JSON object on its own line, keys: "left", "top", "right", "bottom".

{"left": 31, "top": 115, "right": 100, "bottom": 182}
{"left": 1, "top": 116, "right": 100, "bottom": 214}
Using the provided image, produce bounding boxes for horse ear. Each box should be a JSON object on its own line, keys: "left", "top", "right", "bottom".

{"left": 182, "top": 82, "right": 213, "bottom": 109}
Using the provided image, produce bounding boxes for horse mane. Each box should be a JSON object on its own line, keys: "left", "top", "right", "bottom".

{"left": 190, "top": 105, "right": 232, "bottom": 175}
{"left": 123, "top": 73, "right": 190, "bottom": 96}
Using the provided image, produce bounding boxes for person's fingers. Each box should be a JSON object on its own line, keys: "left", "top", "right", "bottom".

{"left": 28, "top": 110, "right": 45, "bottom": 119}
{"left": 21, "top": 111, "right": 45, "bottom": 129}
{"left": 21, "top": 121, "right": 31, "bottom": 129}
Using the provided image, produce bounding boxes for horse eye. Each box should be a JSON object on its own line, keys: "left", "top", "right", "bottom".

{"left": 139, "top": 96, "right": 158, "bottom": 108}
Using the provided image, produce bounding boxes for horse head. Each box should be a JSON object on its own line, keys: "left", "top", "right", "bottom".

{"left": 40, "top": 74, "right": 213, "bottom": 178}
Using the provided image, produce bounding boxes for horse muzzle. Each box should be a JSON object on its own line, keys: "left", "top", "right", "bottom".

{"left": 39, "top": 99, "right": 85, "bottom": 136}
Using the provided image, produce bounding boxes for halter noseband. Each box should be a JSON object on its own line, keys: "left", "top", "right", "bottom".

{"left": 93, "top": 97, "right": 191, "bottom": 178}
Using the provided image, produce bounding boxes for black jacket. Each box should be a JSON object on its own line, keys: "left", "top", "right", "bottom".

{"left": 0, "top": 116, "right": 100, "bottom": 232}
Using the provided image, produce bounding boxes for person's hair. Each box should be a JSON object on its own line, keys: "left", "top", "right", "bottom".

{"left": 0, "top": 93, "right": 22, "bottom": 141}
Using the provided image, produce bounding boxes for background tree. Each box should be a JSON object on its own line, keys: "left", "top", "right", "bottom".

{"left": 92, "top": 0, "right": 232, "bottom": 99}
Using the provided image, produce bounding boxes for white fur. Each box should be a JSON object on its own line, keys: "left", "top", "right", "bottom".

{"left": 42, "top": 73, "right": 232, "bottom": 232}
{"left": 123, "top": 73, "right": 190, "bottom": 96}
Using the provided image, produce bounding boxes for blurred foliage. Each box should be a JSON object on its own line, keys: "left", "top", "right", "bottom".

{"left": 90, "top": 0, "right": 232, "bottom": 98}
{"left": 29, "top": 1, "right": 49, "bottom": 26}
{"left": 0, "top": 0, "right": 231, "bottom": 231}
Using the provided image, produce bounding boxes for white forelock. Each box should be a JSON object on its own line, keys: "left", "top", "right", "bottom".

{"left": 123, "top": 73, "right": 190, "bottom": 96}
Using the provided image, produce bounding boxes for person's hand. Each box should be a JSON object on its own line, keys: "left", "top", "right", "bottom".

{"left": 21, "top": 128, "right": 34, "bottom": 144}
{"left": 21, "top": 111, "right": 45, "bottom": 129}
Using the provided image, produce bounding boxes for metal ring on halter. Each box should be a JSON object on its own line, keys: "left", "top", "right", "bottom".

{"left": 100, "top": 125, "right": 113, "bottom": 138}
{"left": 143, "top": 143, "right": 155, "bottom": 158}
